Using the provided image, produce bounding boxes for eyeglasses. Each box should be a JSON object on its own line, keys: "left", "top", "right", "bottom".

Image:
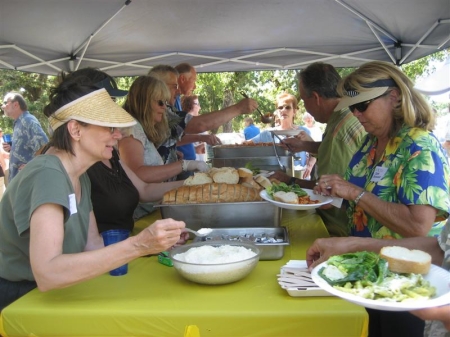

{"left": 277, "top": 105, "right": 292, "bottom": 110}
{"left": 349, "top": 92, "right": 390, "bottom": 113}
{"left": 2, "top": 100, "right": 13, "bottom": 106}
{"left": 156, "top": 100, "right": 167, "bottom": 107}
{"left": 108, "top": 127, "right": 117, "bottom": 134}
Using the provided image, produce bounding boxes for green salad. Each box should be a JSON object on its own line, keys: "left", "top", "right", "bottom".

{"left": 319, "top": 252, "right": 436, "bottom": 302}
{"left": 266, "top": 182, "right": 307, "bottom": 198}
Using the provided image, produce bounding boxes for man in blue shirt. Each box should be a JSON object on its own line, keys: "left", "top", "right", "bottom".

{"left": 243, "top": 117, "right": 260, "bottom": 140}
{"left": 1, "top": 92, "right": 48, "bottom": 182}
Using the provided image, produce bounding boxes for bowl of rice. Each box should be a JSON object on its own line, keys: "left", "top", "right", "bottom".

{"left": 169, "top": 240, "right": 260, "bottom": 285}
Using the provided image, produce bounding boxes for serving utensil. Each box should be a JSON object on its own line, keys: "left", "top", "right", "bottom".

{"left": 240, "top": 91, "right": 274, "bottom": 124}
{"left": 270, "top": 131, "right": 298, "bottom": 158}
{"left": 183, "top": 228, "right": 213, "bottom": 237}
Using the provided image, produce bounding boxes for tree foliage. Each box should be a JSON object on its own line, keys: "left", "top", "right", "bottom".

{"left": 0, "top": 49, "right": 448, "bottom": 135}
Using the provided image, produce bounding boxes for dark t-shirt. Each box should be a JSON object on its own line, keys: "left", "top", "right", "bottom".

{"left": 87, "top": 149, "right": 139, "bottom": 233}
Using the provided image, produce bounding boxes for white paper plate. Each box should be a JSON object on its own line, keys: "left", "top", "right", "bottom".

{"left": 260, "top": 189, "right": 333, "bottom": 210}
{"left": 271, "top": 130, "right": 301, "bottom": 137}
{"left": 311, "top": 261, "right": 450, "bottom": 311}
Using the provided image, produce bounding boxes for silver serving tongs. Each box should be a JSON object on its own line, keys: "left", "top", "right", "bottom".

{"left": 270, "top": 135, "right": 286, "bottom": 171}
{"left": 270, "top": 131, "right": 300, "bottom": 159}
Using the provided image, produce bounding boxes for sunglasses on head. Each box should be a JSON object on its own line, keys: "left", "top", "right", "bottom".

{"left": 349, "top": 91, "right": 390, "bottom": 113}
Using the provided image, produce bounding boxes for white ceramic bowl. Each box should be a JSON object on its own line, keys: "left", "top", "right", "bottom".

{"left": 169, "top": 240, "right": 260, "bottom": 285}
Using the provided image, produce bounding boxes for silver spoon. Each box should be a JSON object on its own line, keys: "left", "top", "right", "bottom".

{"left": 183, "top": 228, "right": 213, "bottom": 237}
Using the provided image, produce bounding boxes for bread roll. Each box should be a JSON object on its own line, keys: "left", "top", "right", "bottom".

{"left": 380, "top": 246, "right": 432, "bottom": 274}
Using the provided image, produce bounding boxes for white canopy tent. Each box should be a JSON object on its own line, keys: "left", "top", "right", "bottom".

{"left": 415, "top": 58, "right": 450, "bottom": 96}
{"left": 0, "top": 0, "right": 449, "bottom": 76}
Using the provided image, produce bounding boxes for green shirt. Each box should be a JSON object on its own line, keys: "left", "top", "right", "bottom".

{"left": 0, "top": 155, "right": 92, "bottom": 281}
{"left": 315, "top": 108, "right": 366, "bottom": 237}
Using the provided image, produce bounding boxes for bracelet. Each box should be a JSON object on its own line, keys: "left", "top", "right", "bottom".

{"left": 180, "top": 160, "right": 187, "bottom": 172}
{"left": 354, "top": 190, "right": 366, "bottom": 205}
{"left": 288, "top": 177, "right": 297, "bottom": 185}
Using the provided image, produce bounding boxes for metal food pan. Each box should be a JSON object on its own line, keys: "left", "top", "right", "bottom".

{"left": 213, "top": 145, "right": 290, "bottom": 158}
{"left": 154, "top": 201, "right": 281, "bottom": 231}
{"left": 212, "top": 156, "right": 292, "bottom": 171}
{"left": 193, "top": 227, "right": 289, "bottom": 260}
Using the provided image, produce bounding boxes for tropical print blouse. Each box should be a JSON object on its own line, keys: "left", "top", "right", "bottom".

{"left": 344, "top": 124, "right": 450, "bottom": 239}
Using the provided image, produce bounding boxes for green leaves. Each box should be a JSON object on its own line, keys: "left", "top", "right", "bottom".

{"left": 266, "top": 182, "right": 307, "bottom": 198}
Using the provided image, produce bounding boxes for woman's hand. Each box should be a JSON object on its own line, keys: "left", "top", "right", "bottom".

{"left": 133, "top": 218, "right": 186, "bottom": 255}
{"left": 315, "top": 174, "right": 362, "bottom": 201}
{"left": 410, "top": 306, "right": 450, "bottom": 331}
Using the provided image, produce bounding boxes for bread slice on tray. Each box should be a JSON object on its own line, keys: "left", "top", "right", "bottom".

{"left": 380, "top": 246, "right": 432, "bottom": 274}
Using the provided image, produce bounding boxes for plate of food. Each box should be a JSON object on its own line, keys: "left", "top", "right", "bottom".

{"left": 310, "top": 247, "right": 450, "bottom": 311}
{"left": 271, "top": 129, "right": 301, "bottom": 137}
{"left": 259, "top": 183, "right": 332, "bottom": 210}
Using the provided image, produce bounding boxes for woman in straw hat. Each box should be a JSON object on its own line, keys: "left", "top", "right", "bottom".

{"left": 0, "top": 83, "right": 186, "bottom": 312}
{"left": 54, "top": 68, "right": 186, "bottom": 234}
{"left": 313, "top": 61, "right": 450, "bottom": 337}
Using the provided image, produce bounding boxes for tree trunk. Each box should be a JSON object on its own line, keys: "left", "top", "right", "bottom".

{"left": 222, "top": 89, "right": 234, "bottom": 133}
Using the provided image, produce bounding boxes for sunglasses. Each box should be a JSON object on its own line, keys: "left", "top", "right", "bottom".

{"left": 156, "top": 100, "right": 167, "bottom": 107}
{"left": 349, "top": 92, "right": 390, "bottom": 113}
{"left": 277, "top": 105, "right": 292, "bottom": 110}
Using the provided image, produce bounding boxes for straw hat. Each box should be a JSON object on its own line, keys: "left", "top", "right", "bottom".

{"left": 334, "top": 79, "right": 397, "bottom": 112}
{"left": 49, "top": 89, "right": 136, "bottom": 131}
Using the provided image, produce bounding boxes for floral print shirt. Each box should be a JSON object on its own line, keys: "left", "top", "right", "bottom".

{"left": 345, "top": 125, "right": 450, "bottom": 239}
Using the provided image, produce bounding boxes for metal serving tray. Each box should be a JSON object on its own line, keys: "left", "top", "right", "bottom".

{"left": 213, "top": 145, "right": 290, "bottom": 158}
{"left": 193, "top": 227, "right": 289, "bottom": 260}
{"left": 212, "top": 156, "right": 292, "bottom": 171}
{"left": 154, "top": 201, "right": 281, "bottom": 231}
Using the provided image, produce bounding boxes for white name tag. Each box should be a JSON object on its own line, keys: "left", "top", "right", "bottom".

{"left": 68, "top": 193, "right": 78, "bottom": 215}
{"left": 371, "top": 166, "right": 388, "bottom": 182}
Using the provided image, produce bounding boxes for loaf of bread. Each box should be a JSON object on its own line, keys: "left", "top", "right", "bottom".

{"left": 162, "top": 183, "right": 262, "bottom": 204}
{"left": 380, "top": 246, "right": 432, "bottom": 275}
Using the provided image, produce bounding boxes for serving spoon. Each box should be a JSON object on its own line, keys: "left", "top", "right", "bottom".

{"left": 183, "top": 228, "right": 213, "bottom": 237}
{"left": 240, "top": 91, "right": 274, "bottom": 124}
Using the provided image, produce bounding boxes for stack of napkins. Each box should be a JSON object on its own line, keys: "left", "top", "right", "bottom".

{"left": 278, "top": 260, "right": 332, "bottom": 297}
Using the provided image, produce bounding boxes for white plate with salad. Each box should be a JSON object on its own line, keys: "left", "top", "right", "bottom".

{"left": 260, "top": 186, "right": 333, "bottom": 210}
{"left": 311, "top": 253, "right": 450, "bottom": 311}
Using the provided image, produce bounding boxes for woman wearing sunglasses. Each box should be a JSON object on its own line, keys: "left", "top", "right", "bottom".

{"left": 315, "top": 61, "right": 450, "bottom": 337}
{"left": 244, "top": 92, "right": 315, "bottom": 177}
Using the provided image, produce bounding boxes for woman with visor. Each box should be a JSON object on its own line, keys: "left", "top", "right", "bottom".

{"left": 314, "top": 61, "right": 450, "bottom": 337}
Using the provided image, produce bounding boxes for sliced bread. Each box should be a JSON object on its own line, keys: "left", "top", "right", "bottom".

{"left": 184, "top": 172, "right": 213, "bottom": 186}
{"left": 255, "top": 175, "right": 272, "bottom": 189}
{"left": 380, "top": 246, "right": 432, "bottom": 275}
{"left": 212, "top": 168, "right": 239, "bottom": 184}
{"left": 273, "top": 191, "right": 299, "bottom": 204}
{"left": 237, "top": 167, "right": 254, "bottom": 179}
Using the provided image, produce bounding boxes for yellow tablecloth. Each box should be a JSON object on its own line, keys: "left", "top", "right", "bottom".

{"left": 0, "top": 209, "right": 368, "bottom": 337}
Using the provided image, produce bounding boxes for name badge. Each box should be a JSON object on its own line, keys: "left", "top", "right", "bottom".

{"left": 68, "top": 193, "right": 78, "bottom": 215}
{"left": 371, "top": 166, "right": 388, "bottom": 182}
